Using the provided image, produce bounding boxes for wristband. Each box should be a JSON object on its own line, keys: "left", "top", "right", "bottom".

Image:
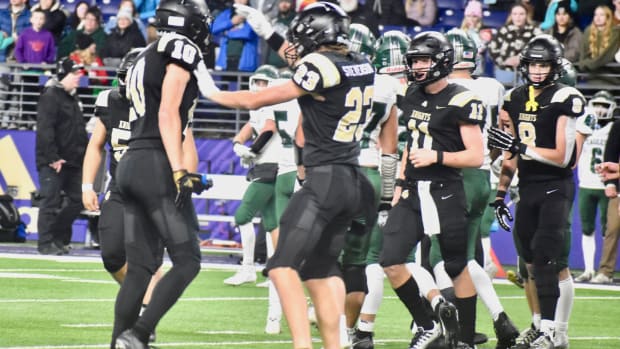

{"left": 266, "top": 33, "right": 285, "bottom": 52}
{"left": 436, "top": 150, "right": 444, "bottom": 165}
{"left": 496, "top": 190, "right": 507, "bottom": 199}
{"left": 82, "top": 183, "right": 93, "bottom": 192}
{"left": 395, "top": 178, "right": 405, "bottom": 188}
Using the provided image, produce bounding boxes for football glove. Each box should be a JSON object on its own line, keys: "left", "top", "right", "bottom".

{"left": 240, "top": 157, "right": 254, "bottom": 169}
{"left": 489, "top": 199, "right": 513, "bottom": 231}
{"left": 488, "top": 127, "right": 527, "bottom": 159}
{"left": 233, "top": 4, "right": 275, "bottom": 39}
{"left": 233, "top": 143, "right": 257, "bottom": 160}
{"left": 173, "top": 170, "right": 213, "bottom": 207}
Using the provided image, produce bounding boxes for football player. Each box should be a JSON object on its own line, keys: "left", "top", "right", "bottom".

{"left": 350, "top": 29, "right": 410, "bottom": 349}
{"left": 489, "top": 34, "right": 586, "bottom": 349}
{"left": 574, "top": 90, "right": 616, "bottom": 282}
{"left": 111, "top": 0, "right": 214, "bottom": 347}
{"left": 205, "top": 3, "right": 377, "bottom": 349}
{"left": 223, "top": 65, "right": 282, "bottom": 287}
{"left": 383, "top": 31, "right": 485, "bottom": 349}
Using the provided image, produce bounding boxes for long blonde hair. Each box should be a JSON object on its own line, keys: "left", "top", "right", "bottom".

{"left": 588, "top": 5, "right": 613, "bottom": 58}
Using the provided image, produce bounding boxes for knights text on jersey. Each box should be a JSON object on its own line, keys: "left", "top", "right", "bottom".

{"left": 399, "top": 83, "right": 485, "bottom": 181}
{"left": 95, "top": 89, "right": 131, "bottom": 181}
{"left": 292, "top": 51, "right": 375, "bottom": 167}
{"left": 503, "top": 83, "right": 585, "bottom": 182}
{"left": 125, "top": 34, "right": 200, "bottom": 143}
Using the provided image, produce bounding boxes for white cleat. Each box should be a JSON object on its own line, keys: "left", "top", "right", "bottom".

{"left": 574, "top": 270, "right": 594, "bottom": 282}
{"left": 265, "top": 317, "right": 281, "bottom": 334}
{"left": 554, "top": 331, "right": 569, "bottom": 349}
{"left": 256, "top": 279, "right": 270, "bottom": 288}
{"left": 591, "top": 273, "right": 613, "bottom": 284}
{"left": 223, "top": 267, "right": 257, "bottom": 286}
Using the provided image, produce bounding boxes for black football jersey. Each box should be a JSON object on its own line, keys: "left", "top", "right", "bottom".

{"left": 125, "top": 33, "right": 200, "bottom": 144}
{"left": 399, "top": 83, "right": 485, "bottom": 181}
{"left": 292, "top": 51, "right": 375, "bottom": 167}
{"left": 503, "top": 83, "right": 585, "bottom": 182}
{"left": 95, "top": 89, "right": 130, "bottom": 185}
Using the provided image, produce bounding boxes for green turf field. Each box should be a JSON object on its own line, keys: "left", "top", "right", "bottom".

{"left": 1, "top": 255, "right": 619, "bottom": 349}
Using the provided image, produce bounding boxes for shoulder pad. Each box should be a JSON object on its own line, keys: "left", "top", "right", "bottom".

{"left": 551, "top": 86, "right": 585, "bottom": 117}
{"left": 373, "top": 74, "right": 399, "bottom": 104}
{"left": 294, "top": 52, "right": 341, "bottom": 91}
{"left": 504, "top": 87, "right": 518, "bottom": 103}
{"left": 157, "top": 33, "right": 203, "bottom": 71}
{"left": 448, "top": 89, "right": 482, "bottom": 107}
{"left": 95, "top": 89, "right": 112, "bottom": 108}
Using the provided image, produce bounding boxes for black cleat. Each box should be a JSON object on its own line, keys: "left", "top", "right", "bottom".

{"left": 436, "top": 300, "right": 459, "bottom": 349}
{"left": 474, "top": 332, "right": 488, "bottom": 345}
{"left": 510, "top": 324, "right": 539, "bottom": 349}
{"left": 115, "top": 329, "right": 149, "bottom": 349}
{"left": 494, "top": 312, "right": 519, "bottom": 349}
{"left": 148, "top": 329, "right": 156, "bottom": 343}
{"left": 409, "top": 322, "right": 442, "bottom": 349}
{"left": 351, "top": 329, "right": 374, "bottom": 349}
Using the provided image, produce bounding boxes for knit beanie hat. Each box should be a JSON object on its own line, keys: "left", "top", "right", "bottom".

{"left": 464, "top": 0, "right": 483, "bottom": 18}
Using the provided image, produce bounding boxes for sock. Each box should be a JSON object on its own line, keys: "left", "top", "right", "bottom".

{"left": 555, "top": 321, "right": 568, "bottom": 337}
{"left": 432, "top": 261, "right": 454, "bottom": 290}
{"left": 238, "top": 223, "right": 255, "bottom": 266}
{"left": 554, "top": 276, "right": 574, "bottom": 328}
{"left": 266, "top": 232, "right": 275, "bottom": 258}
{"left": 357, "top": 319, "right": 374, "bottom": 333}
{"left": 430, "top": 294, "right": 444, "bottom": 311}
{"left": 440, "top": 287, "right": 456, "bottom": 304}
{"left": 455, "top": 295, "right": 477, "bottom": 346}
{"left": 394, "top": 276, "right": 434, "bottom": 330}
{"left": 582, "top": 234, "right": 595, "bottom": 273}
{"left": 267, "top": 279, "right": 282, "bottom": 320}
{"left": 540, "top": 319, "right": 554, "bottom": 337}
{"left": 532, "top": 313, "right": 541, "bottom": 330}
{"left": 467, "top": 260, "right": 503, "bottom": 320}
{"left": 361, "top": 263, "right": 384, "bottom": 315}
{"left": 111, "top": 265, "right": 151, "bottom": 342}
{"left": 407, "top": 262, "right": 440, "bottom": 297}
{"left": 339, "top": 314, "right": 349, "bottom": 347}
{"left": 481, "top": 237, "right": 492, "bottom": 267}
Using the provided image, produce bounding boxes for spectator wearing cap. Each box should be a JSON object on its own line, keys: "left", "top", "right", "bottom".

{"left": 544, "top": 1, "right": 582, "bottom": 62}
{"left": 58, "top": 6, "right": 107, "bottom": 59}
{"left": 460, "top": 0, "right": 491, "bottom": 76}
{"left": 30, "top": 0, "right": 67, "bottom": 43}
{"left": 35, "top": 57, "right": 88, "bottom": 255}
{"left": 100, "top": 7, "right": 146, "bottom": 67}
{"left": 265, "top": 0, "right": 296, "bottom": 68}
{"left": 540, "top": 0, "right": 577, "bottom": 31}
{"left": 104, "top": 0, "right": 147, "bottom": 39}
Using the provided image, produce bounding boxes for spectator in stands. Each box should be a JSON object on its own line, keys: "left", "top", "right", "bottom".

{"left": 460, "top": 0, "right": 491, "bottom": 76}
{"left": 104, "top": 0, "right": 147, "bottom": 39}
{"left": 404, "top": 0, "right": 437, "bottom": 27}
{"left": 539, "top": 0, "right": 577, "bottom": 30}
{"left": 65, "top": 1, "right": 89, "bottom": 31}
{"left": 488, "top": 2, "right": 542, "bottom": 85}
{"left": 0, "top": 0, "right": 31, "bottom": 62}
{"left": 30, "top": 0, "right": 66, "bottom": 44}
{"left": 70, "top": 32, "right": 108, "bottom": 116}
{"left": 100, "top": 8, "right": 146, "bottom": 67}
{"left": 35, "top": 57, "right": 88, "bottom": 255}
{"left": 15, "top": 9, "right": 56, "bottom": 64}
{"left": 545, "top": 1, "right": 582, "bottom": 62}
{"left": 212, "top": 0, "right": 259, "bottom": 75}
{"left": 577, "top": 0, "right": 613, "bottom": 29}
{"left": 578, "top": 5, "right": 620, "bottom": 84}
{"left": 134, "top": 0, "right": 159, "bottom": 23}
{"left": 614, "top": 0, "right": 620, "bottom": 26}
{"left": 341, "top": 0, "right": 379, "bottom": 36}
{"left": 58, "top": 6, "right": 107, "bottom": 58}
{"left": 265, "top": 0, "right": 296, "bottom": 68}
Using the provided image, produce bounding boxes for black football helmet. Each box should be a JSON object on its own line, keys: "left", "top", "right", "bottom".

{"left": 154, "top": 0, "right": 213, "bottom": 49}
{"left": 518, "top": 34, "right": 563, "bottom": 88}
{"left": 404, "top": 31, "right": 454, "bottom": 86}
{"left": 285, "top": 2, "right": 350, "bottom": 62}
{"left": 117, "top": 48, "right": 144, "bottom": 95}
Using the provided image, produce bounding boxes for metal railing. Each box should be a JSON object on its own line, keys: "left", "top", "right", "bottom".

{"left": 0, "top": 62, "right": 252, "bottom": 138}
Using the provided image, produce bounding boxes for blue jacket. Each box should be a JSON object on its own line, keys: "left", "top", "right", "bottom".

{"left": 0, "top": 7, "right": 31, "bottom": 62}
{"left": 212, "top": 8, "right": 258, "bottom": 72}
{"left": 133, "top": 0, "right": 159, "bottom": 21}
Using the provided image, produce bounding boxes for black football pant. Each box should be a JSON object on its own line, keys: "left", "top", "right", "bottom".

{"left": 111, "top": 147, "right": 201, "bottom": 345}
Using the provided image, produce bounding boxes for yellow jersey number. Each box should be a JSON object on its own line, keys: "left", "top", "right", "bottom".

{"left": 333, "top": 86, "right": 374, "bottom": 142}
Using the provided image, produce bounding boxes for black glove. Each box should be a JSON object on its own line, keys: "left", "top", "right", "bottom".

{"left": 173, "top": 170, "right": 214, "bottom": 207}
{"left": 487, "top": 127, "right": 526, "bottom": 159}
{"left": 489, "top": 199, "right": 513, "bottom": 231}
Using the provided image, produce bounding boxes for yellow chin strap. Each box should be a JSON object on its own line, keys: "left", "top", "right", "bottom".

{"left": 525, "top": 85, "right": 539, "bottom": 112}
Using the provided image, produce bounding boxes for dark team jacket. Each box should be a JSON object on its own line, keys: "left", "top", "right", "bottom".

{"left": 503, "top": 83, "right": 585, "bottom": 183}
{"left": 94, "top": 88, "right": 130, "bottom": 189}
{"left": 125, "top": 33, "right": 200, "bottom": 146}
{"left": 292, "top": 50, "right": 375, "bottom": 167}
{"left": 399, "top": 83, "right": 485, "bottom": 181}
{"left": 35, "top": 80, "right": 88, "bottom": 169}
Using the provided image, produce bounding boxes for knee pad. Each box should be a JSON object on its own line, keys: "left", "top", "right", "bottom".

{"left": 533, "top": 263, "right": 559, "bottom": 299}
{"left": 102, "top": 253, "right": 126, "bottom": 274}
{"left": 167, "top": 241, "right": 201, "bottom": 279}
{"left": 342, "top": 264, "right": 367, "bottom": 294}
{"left": 443, "top": 257, "right": 468, "bottom": 278}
